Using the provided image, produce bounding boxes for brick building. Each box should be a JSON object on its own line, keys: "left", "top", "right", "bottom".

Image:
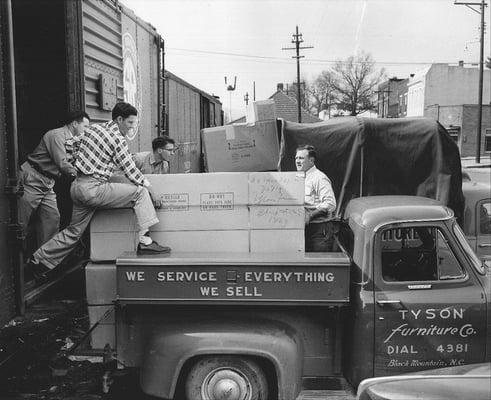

{"left": 376, "top": 77, "right": 408, "bottom": 118}
{"left": 426, "top": 104, "right": 491, "bottom": 157}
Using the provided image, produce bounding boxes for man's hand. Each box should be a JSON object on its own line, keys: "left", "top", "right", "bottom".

{"left": 147, "top": 185, "right": 162, "bottom": 209}
{"left": 305, "top": 209, "right": 312, "bottom": 225}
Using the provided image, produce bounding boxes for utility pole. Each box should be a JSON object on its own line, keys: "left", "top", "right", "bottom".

{"left": 454, "top": 0, "right": 488, "bottom": 163}
{"left": 282, "top": 26, "right": 313, "bottom": 122}
{"left": 253, "top": 81, "right": 256, "bottom": 101}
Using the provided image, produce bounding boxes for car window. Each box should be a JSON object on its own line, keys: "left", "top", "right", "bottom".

{"left": 453, "top": 222, "right": 486, "bottom": 275}
{"left": 381, "top": 226, "right": 465, "bottom": 282}
{"left": 479, "top": 201, "right": 491, "bottom": 235}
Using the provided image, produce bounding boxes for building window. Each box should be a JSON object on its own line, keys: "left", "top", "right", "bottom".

{"left": 485, "top": 129, "right": 491, "bottom": 153}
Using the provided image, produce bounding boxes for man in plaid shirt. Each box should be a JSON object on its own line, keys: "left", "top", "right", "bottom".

{"left": 27, "top": 102, "right": 170, "bottom": 281}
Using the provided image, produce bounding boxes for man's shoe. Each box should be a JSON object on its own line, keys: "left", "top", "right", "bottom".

{"left": 137, "top": 241, "right": 171, "bottom": 255}
{"left": 25, "top": 259, "right": 51, "bottom": 283}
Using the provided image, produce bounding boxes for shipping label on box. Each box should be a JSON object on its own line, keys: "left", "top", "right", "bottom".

{"left": 249, "top": 206, "right": 305, "bottom": 229}
{"left": 146, "top": 173, "right": 249, "bottom": 206}
{"left": 249, "top": 172, "right": 305, "bottom": 205}
{"left": 202, "top": 121, "right": 279, "bottom": 172}
{"left": 161, "top": 193, "right": 189, "bottom": 211}
{"left": 200, "top": 192, "right": 235, "bottom": 211}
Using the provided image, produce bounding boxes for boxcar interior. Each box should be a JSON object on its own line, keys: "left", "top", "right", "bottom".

{"left": 11, "top": 0, "right": 72, "bottom": 231}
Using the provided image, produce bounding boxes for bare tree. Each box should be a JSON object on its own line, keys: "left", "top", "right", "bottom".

{"left": 330, "top": 52, "right": 385, "bottom": 116}
{"left": 308, "top": 70, "right": 338, "bottom": 117}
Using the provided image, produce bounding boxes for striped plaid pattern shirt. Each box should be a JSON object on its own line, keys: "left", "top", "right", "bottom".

{"left": 75, "top": 120, "right": 145, "bottom": 185}
{"left": 65, "top": 135, "right": 81, "bottom": 166}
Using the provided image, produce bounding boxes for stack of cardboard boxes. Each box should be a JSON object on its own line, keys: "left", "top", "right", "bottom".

{"left": 86, "top": 100, "right": 304, "bottom": 349}
{"left": 89, "top": 171, "right": 305, "bottom": 260}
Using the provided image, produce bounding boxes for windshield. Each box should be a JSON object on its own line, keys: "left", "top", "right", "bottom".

{"left": 453, "top": 222, "right": 485, "bottom": 275}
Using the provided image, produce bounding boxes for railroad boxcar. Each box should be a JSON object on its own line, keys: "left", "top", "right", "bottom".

{"left": 0, "top": 0, "right": 222, "bottom": 319}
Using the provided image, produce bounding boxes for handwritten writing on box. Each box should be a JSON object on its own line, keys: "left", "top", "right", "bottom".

{"left": 251, "top": 207, "right": 304, "bottom": 229}
{"left": 249, "top": 173, "right": 304, "bottom": 205}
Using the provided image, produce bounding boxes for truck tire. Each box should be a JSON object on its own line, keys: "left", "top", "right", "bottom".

{"left": 185, "top": 356, "right": 269, "bottom": 400}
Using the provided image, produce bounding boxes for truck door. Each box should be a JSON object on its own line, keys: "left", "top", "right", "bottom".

{"left": 372, "top": 223, "right": 487, "bottom": 376}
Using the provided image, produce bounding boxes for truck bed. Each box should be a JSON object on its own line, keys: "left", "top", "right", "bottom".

{"left": 116, "top": 251, "right": 351, "bottom": 305}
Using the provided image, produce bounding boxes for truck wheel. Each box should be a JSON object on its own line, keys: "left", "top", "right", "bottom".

{"left": 185, "top": 356, "right": 269, "bottom": 400}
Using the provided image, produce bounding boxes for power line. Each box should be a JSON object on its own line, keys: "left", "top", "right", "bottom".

{"left": 167, "top": 47, "right": 480, "bottom": 66}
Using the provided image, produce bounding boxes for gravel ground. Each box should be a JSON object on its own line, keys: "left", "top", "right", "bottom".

{"left": 0, "top": 271, "right": 159, "bottom": 400}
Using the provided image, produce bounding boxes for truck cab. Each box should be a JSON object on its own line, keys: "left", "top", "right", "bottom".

{"left": 342, "top": 196, "right": 489, "bottom": 387}
{"left": 87, "top": 195, "right": 489, "bottom": 400}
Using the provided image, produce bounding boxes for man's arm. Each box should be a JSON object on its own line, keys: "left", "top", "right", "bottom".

{"left": 307, "top": 175, "right": 336, "bottom": 222}
{"left": 45, "top": 130, "right": 77, "bottom": 176}
{"left": 112, "top": 137, "right": 146, "bottom": 186}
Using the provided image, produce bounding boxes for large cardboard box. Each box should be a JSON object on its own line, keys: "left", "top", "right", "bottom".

{"left": 150, "top": 230, "right": 249, "bottom": 252}
{"left": 87, "top": 305, "right": 115, "bottom": 349}
{"left": 250, "top": 229, "right": 305, "bottom": 253}
{"left": 246, "top": 99, "right": 276, "bottom": 124}
{"left": 249, "top": 206, "right": 304, "bottom": 229}
{"left": 85, "top": 263, "right": 117, "bottom": 304}
{"left": 90, "top": 231, "right": 136, "bottom": 262}
{"left": 249, "top": 171, "right": 304, "bottom": 205}
{"left": 90, "top": 230, "right": 250, "bottom": 261}
{"left": 202, "top": 120, "right": 280, "bottom": 172}
{"left": 147, "top": 172, "right": 250, "bottom": 230}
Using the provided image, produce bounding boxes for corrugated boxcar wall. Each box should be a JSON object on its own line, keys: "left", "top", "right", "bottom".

{"left": 81, "top": 0, "right": 124, "bottom": 124}
{"left": 0, "top": 3, "right": 16, "bottom": 325}
{"left": 120, "top": 5, "right": 160, "bottom": 154}
{"left": 81, "top": 0, "right": 160, "bottom": 153}
{"left": 166, "top": 75, "right": 201, "bottom": 173}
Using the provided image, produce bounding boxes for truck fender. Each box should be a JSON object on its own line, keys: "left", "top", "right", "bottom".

{"left": 139, "top": 318, "right": 304, "bottom": 399}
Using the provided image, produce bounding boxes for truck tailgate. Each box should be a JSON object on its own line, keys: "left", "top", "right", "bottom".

{"left": 116, "top": 252, "right": 350, "bottom": 305}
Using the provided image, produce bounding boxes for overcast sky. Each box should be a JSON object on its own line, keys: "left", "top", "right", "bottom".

{"left": 121, "top": 0, "right": 490, "bottom": 119}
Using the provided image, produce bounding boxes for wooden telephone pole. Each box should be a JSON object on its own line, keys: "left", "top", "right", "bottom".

{"left": 282, "top": 26, "right": 313, "bottom": 123}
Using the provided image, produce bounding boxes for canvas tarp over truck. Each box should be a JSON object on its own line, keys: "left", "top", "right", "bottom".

{"left": 278, "top": 117, "right": 465, "bottom": 221}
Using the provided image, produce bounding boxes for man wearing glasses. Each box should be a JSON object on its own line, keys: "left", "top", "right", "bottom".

{"left": 133, "top": 136, "right": 176, "bottom": 174}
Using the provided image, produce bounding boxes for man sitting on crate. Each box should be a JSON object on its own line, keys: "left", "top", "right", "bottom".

{"left": 26, "top": 102, "right": 171, "bottom": 282}
{"left": 133, "top": 135, "right": 176, "bottom": 174}
{"left": 295, "top": 145, "right": 337, "bottom": 252}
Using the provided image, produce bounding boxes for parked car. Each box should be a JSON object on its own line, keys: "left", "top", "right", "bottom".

{"left": 356, "top": 362, "right": 491, "bottom": 400}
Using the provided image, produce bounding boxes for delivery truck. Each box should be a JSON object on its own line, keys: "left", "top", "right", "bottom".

{"left": 87, "top": 190, "right": 489, "bottom": 400}
{"left": 83, "top": 117, "right": 489, "bottom": 399}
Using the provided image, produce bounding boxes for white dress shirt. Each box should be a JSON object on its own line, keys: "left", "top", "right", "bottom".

{"left": 305, "top": 165, "right": 336, "bottom": 223}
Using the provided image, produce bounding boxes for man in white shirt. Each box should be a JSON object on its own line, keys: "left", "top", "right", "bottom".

{"left": 295, "top": 145, "right": 336, "bottom": 252}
